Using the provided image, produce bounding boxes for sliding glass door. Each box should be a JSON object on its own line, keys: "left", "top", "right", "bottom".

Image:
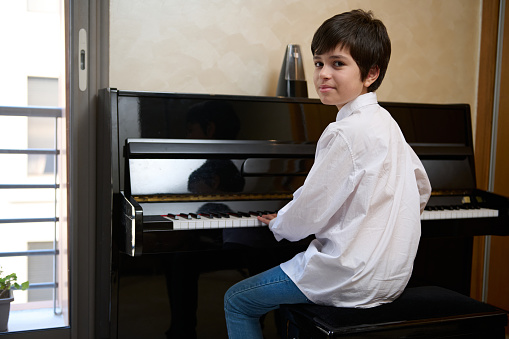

{"left": 0, "top": 0, "right": 108, "bottom": 338}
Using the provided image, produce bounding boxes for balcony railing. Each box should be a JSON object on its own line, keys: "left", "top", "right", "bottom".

{"left": 0, "top": 105, "right": 63, "bottom": 314}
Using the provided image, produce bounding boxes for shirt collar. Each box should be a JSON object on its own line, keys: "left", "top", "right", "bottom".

{"left": 336, "top": 92, "right": 378, "bottom": 122}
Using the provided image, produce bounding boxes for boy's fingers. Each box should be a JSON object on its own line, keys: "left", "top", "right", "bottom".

{"left": 257, "top": 214, "right": 277, "bottom": 225}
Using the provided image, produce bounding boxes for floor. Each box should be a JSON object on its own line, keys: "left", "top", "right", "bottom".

{"left": 5, "top": 305, "right": 509, "bottom": 338}
{"left": 3, "top": 272, "right": 509, "bottom": 338}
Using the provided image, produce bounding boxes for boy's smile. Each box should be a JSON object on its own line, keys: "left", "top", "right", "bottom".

{"left": 313, "top": 46, "right": 378, "bottom": 110}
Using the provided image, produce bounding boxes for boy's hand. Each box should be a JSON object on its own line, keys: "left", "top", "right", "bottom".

{"left": 257, "top": 213, "right": 277, "bottom": 225}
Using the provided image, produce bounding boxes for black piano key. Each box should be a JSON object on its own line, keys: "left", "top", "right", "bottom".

{"left": 167, "top": 213, "right": 179, "bottom": 220}
{"left": 189, "top": 213, "right": 201, "bottom": 219}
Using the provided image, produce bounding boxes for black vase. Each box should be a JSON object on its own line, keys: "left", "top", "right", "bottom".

{"left": 276, "top": 44, "right": 308, "bottom": 98}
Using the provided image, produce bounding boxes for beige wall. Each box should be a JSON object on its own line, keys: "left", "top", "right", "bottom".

{"left": 110, "top": 0, "right": 481, "bottom": 123}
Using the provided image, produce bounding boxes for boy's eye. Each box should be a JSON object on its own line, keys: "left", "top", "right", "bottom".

{"left": 314, "top": 61, "right": 323, "bottom": 67}
{"left": 333, "top": 61, "right": 345, "bottom": 67}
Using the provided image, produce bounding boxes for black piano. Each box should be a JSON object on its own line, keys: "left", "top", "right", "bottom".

{"left": 96, "top": 89, "right": 509, "bottom": 339}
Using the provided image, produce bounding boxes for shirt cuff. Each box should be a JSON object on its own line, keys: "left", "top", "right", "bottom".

{"left": 269, "top": 218, "right": 284, "bottom": 241}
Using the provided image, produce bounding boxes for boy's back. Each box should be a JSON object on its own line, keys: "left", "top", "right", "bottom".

{"left": 274, "top": 92, "right": 430, "bottom": 307}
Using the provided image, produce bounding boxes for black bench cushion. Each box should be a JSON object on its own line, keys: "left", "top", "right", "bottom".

{"left": 283, "top": 286, "right": 508, "bottom": 333}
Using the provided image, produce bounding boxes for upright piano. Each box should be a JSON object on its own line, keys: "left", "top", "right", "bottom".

{"left": 96, "top": 89, "right": 509, "bottom": 339}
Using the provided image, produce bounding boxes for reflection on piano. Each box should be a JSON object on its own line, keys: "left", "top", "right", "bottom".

{"left": 121, "top": 140, "right": 317, "bottom": 256}
{"left": 96, "top": 89, "right": 509, "bottom": 339}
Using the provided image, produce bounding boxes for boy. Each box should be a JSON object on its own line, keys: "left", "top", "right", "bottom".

{"left": 224, "top": 9, "right": 431, "bottom": 339}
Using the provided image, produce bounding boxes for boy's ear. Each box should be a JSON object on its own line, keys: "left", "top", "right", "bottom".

{"left": 363, "top": 66, "right": 380, "bottom": 88}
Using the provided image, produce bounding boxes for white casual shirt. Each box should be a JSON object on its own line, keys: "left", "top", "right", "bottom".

{"left": 269, "top": 92, "right": 431, "bottom": 308}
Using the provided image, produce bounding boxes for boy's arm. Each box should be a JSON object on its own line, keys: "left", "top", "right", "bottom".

{"left": 267, "top": 131, "right": 355, "bottom": 242}
{"left": 410, "top": 148, "right": 432, "bottom": 213}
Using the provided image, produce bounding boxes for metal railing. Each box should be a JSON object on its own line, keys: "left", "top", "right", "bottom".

{"left": 0, "top": 105, "right": 62, "bottom": 118}
{"left": 0, "top": 250, "right": 59, "bottom": 257}
{"left": 0, "top": 105, "right": 63, "bottom": 313}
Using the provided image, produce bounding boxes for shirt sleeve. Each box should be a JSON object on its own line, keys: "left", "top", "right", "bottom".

{"left": 269, "top": 129, "right": 356, "bottom": 242}
{"left": 409, "top": 147, "right": 432, "bottom": 214}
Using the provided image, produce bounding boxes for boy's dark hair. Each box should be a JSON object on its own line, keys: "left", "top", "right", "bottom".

{"left": 311, "top": 9, "right": 391, "bottom": 92}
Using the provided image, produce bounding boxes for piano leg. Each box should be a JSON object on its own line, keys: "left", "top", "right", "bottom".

{"left": 164, "top": 251, "right": 211, "bottom": 339}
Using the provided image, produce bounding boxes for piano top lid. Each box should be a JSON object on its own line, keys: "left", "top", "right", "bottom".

{"left": 113, "top": 88, "right": 326, "bottom": 104}
{"left": 381, "top": 102, "right": 473, "bottom": 148}
{"left": 101, "top": 89, "right": 476, "bottom": 194}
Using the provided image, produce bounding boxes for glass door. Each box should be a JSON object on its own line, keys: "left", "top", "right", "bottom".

{"left": 0, "top": 0, "right": 108, "bottom": 336}
{"left": 0, "top": 0, "right": 68, "bottom": 333}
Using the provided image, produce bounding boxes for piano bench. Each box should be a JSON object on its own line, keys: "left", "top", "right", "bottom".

{"left": 280, "top": 286, "right": 508, "bottom": 338}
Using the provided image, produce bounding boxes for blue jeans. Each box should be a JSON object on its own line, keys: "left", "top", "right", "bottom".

{"left": 224, "top": 265, "right": 312, "bottom": 339}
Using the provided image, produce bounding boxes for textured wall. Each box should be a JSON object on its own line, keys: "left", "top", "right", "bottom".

{"left": 110, "top": 0, "right": 481, "bottom": 115}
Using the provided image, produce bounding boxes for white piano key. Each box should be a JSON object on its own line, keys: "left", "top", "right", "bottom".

{"left": 223, "top": 217, "right": 234, "bottom": 228}
{"left": 195, "top": 219, "right": 204, "bottom": 229}
{"left": 164, "top": 217, "right": 186, "bottom": 230}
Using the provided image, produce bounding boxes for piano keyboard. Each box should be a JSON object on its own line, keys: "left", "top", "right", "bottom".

{"left": 163, "top": 212, "right": 268, "bottom": 230}
{"left": 421, "top": 207, "right": 498, "bottom": 220}
{"left": 161, "top": 206, "right": 500, "bottom": 230}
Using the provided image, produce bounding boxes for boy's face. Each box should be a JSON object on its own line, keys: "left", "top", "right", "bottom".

{"left": 313, "top": 46, "right": 378, "bottom": 110}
